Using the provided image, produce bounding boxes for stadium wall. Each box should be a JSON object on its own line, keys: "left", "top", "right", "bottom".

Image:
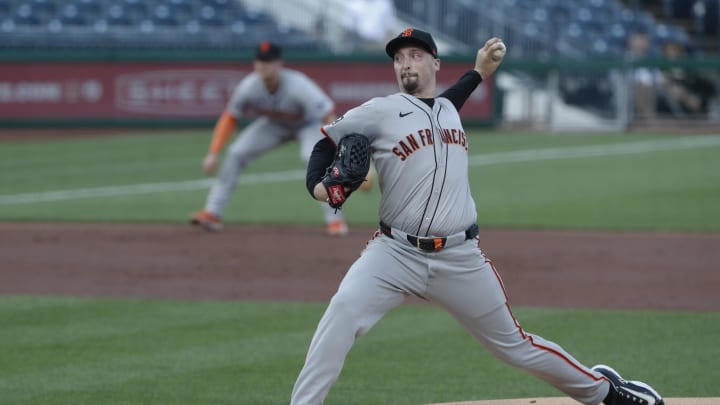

{"left": 0, "top": 50, "right": 499, "bottom": 128}
{"left": 2, "top": 50, "right": 719, "bottom": 131}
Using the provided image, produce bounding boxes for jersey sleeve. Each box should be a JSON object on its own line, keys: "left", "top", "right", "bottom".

{"left": 321, "top": 99, "right": 379, "bottom": 145}
{"left": 294, "top": 72, "right": 335, "bottom": 122}
{"left": 225, "top": 77, "right": 252, "bottom": 118}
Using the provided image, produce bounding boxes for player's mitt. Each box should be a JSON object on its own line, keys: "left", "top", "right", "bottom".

{"left": 321, "top": 133, "right": 371, "bottom": 209}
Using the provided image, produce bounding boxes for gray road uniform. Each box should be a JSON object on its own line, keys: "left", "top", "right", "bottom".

{"left": 204, "top": 68, "right": 343, "bottom": 224}
{"left": 291, "top": 83, "right": 610, "bottom": 404}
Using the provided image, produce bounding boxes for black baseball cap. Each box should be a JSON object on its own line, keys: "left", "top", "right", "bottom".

{"left": 385, "top": 28, "right": 438, "bottom": 59}
{"left": 255, "top": 41, "right": 282, "bottom": 61}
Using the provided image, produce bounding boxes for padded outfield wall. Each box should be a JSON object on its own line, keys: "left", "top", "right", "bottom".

{"left": 3, "top": 49, "right": 720, "bottom": 131}
{"left": 0, "top": 50, "right": 498, "bottom": 128}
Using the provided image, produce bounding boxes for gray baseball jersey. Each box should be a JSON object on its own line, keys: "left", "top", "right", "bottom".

{"left": 322, "top": 93, "right": 475, "bottom": 236}
{"left": 204, "top": 68, "right": 342, "bottom": 225}
{"left": 291, "top": 91, "right": 609, "bottom": 404}
{"left": 227, "top": 68, "right": 334, "bottom": 127}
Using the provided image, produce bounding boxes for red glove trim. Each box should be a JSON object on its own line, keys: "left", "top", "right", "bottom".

{"left": 327, "top": 184, "right": 346, "bottom": 207}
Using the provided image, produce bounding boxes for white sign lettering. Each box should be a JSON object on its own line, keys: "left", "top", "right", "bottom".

{"left": 115, "top": 70, "right": 247, "bottom": 115}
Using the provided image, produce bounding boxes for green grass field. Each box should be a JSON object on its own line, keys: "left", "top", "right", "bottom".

{"left": 1, "top": 296, "right": 718, "bottom": 404}
{"left": 2, "top": 130, "right": 720, "bottom": 230}
{"left": 1, "top": 130, "right": 719, "bottom": 404}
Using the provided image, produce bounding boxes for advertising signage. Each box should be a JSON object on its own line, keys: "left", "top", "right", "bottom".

{"left": 0, "top": 62, "right": 494, "bottom": 123}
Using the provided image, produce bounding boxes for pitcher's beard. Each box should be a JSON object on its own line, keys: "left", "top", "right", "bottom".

{"left": 401, "top": 77, "right": 419, "bottom": 94}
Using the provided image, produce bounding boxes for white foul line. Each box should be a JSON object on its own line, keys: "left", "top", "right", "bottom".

{"left": 1, "top": 135, "right": 719, "bottom": 205}
{"left": 0, "top": 170, "right": 306, "bottom": 205}
{"left": 468, "top": 135, "right": 720, "bottom": 165}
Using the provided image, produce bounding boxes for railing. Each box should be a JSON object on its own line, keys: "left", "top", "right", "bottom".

{"left": 497, "top": 56, "right": 720, "bottom": 132}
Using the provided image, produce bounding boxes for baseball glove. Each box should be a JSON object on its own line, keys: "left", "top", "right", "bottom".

{"left": 321, "top": 133, "right": 371, "bottom": 209}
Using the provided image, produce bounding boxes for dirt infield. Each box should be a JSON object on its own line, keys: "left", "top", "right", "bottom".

{"left": 2, "top": 222, "right": 717, "bottom": 404}
{"left": 1, "top": 222, "right": 718, "bottom": 312}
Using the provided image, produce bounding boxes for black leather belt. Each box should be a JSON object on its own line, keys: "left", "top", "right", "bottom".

{"left": 379, "top": 222, "right": 479, "bottom": 252}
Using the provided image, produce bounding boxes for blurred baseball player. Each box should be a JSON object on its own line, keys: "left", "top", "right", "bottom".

{"left": 292, "top": 28, "right": 664, "bottom": 405}
{"left": 191, "top": 41, "right": 357, "bottom": 236}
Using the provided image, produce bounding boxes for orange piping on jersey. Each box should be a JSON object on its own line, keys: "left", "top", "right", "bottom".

{"left": 320, "top": 127, "right": 337, "bottom": 148}
{"left": 209, "top": 111, "right": 238, "bottom": 154}
{"left": 486, "top": 257, "right": 603, "bottom": 382}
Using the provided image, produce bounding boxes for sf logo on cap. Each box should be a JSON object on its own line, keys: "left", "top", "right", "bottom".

{"left": 401, "top": 28, "right": 414, "bottom": 37}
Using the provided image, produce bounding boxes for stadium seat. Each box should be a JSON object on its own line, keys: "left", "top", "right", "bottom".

{"left": 30, "top": 0, "right": 56, "bottom": 20}
{"left": 0, "top": 2, "right": 10, "bottom": 18}
{"left": 60, "top": 4, "right": 88, "bottom": 26}
{"left": 167, "top": 0, "right": 193, "bottom": 23}
{"left": 607, "top": 23, "right": 629, "bottom": 53}
{"left": 121, "top": 0, "right": 148, "bottom": 23}
{"left": 391, "top": 0, "right": 695, "bottom": 58}
{"left": 13, "top": 3, "right": 43, "bottom": 26}
{"left": 0, "top": 0, "right": 320, "bottom": 50}
{"left": 106, "top": 5, "right": 134, "bottom": 27}
{"left": 75, "top": 0, "right": 102, "bottom": 20}
{"left": 152, "top": 4, "right": 179, "bottom": 27}
{"left": 197, "top": 5, "right": 224, "bottom": 27}
{"left": 241, "top": 8, "right": 274, "bottom": 26}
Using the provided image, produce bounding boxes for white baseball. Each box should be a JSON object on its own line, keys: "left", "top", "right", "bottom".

{"left": 492, "top": 42, "right": 506, "bottom": 61}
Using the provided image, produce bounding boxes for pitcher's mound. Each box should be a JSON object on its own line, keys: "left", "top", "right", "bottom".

{"left": 429, "top": 398, "right": 718, "bottom": 405}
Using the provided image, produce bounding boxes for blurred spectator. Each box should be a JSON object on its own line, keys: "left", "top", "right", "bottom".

{"left": 655, "top": 38, "right": 718, "bottom": 117}
{"left": 625, "top": 31, "right": 663, "bottom": 120}
{"left": 342, "top": 0, "right": 397, "bottom": 52}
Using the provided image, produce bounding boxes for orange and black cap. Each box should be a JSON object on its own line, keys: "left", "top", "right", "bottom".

{"left": 385, "top": 28, "right": 438, "bottom": 59}
{"left": 255, "top": 41, "right": 282, "bottom": 61}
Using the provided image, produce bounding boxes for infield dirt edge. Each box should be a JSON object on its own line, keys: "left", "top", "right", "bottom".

{"left": 429, "top": 398, "right": 718, "bottom": 405}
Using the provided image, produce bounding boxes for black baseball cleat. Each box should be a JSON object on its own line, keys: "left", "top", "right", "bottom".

{"left": 592, "top": 364, "right": 664, "bottom": 405}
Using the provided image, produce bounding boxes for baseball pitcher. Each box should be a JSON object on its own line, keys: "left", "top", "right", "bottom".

{"left": 292, "top": 28, "right": 664, "bottom": 405}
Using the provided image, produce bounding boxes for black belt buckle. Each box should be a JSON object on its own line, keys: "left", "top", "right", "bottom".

{"left": 408, "top": 235, "right": 446, "bottom": 252}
